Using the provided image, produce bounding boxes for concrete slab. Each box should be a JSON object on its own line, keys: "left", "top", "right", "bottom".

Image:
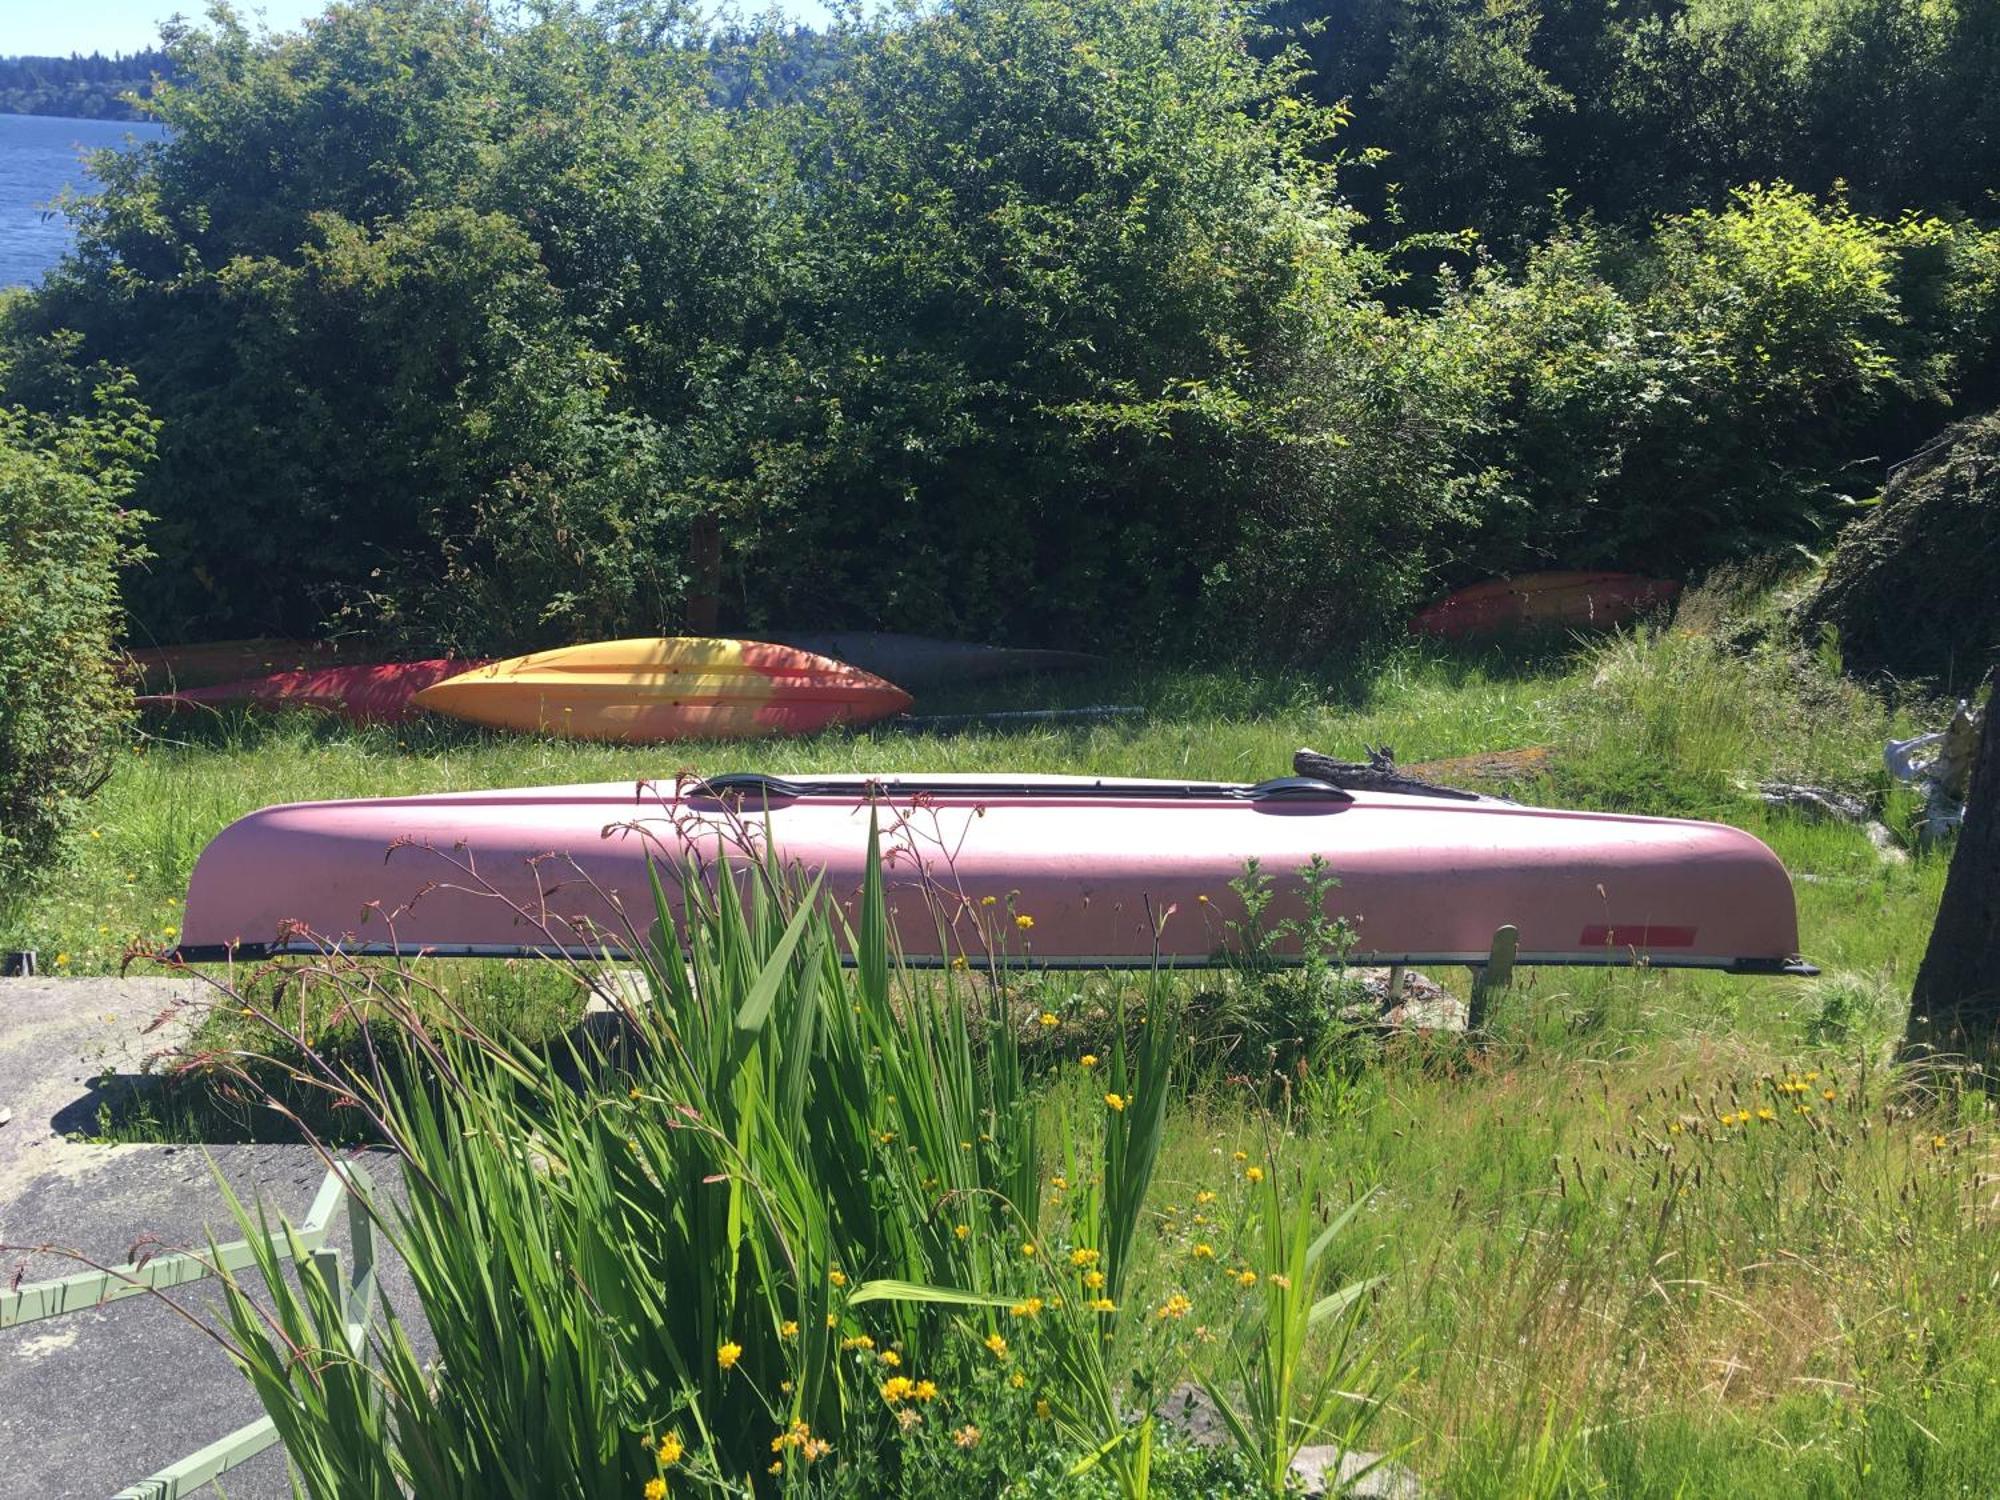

{"left": 0, "top": 978, "right": 420, "bottom": 1499}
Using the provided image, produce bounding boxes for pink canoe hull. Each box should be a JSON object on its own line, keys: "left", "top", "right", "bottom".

{"left": 174, "top": 776, "right": 1808, "bottom": 974}
{"left": 138, "top": 659, "right": 486, "bottom": 727}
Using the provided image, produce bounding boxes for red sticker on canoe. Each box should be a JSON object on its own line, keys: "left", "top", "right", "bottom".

{"left": 1579, "top": 924, "right": 1697, "bottom": 949}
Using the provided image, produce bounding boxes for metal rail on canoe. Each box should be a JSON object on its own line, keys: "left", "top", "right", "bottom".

{"left": 0, "top": 1162, "right": 376, "bottom": 1500}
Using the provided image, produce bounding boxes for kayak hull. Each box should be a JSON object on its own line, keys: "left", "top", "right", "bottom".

{"left": 128, "top": 638, "right": 338, "bottom": 692}
{"left": 174, "top": 776, "right": 1807, "bottom": 974}
{"left": 411, "top": 638, "right": 915, "bottom": 742}
{"left": 138, "top": 659, "right": 481, "bottom": 726}
{"left": 1411, "top": 572, "right": 1682, "bottom": 639}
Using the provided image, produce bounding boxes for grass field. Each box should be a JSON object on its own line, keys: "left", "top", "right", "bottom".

{"left": 5, "top": 600, "right": 1990, "bottom": 1496}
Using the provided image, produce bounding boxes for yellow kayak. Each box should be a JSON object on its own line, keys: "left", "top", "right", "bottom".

{"left": 411, "top": 637, "right": 914, "bottom": 742}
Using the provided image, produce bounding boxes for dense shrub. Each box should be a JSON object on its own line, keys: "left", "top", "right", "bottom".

{"left": 1268, "top": 0, "right": 2000, "bottom": 247}
{"left": 0, "top": 336, "right": 152, "bottom": 889}
{"left": 1796, "top": 410, "right": 2000, "bottom": 689}
{"left": 1426, "top": 190, "right": 2000, "bottom": 575}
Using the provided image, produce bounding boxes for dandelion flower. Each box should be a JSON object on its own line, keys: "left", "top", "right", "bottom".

{"left": 645, "top": 1480, "right": 667, "bottom": 1500}
{"left": 1156, "top": 1293, "right": 1193, "bottom": 1320}
{"left": 954, "top": 1223, "right": 970, "bottom": 1239}
{"left": 1020, "top": 1241, "right": 1037, "bottom": 1257}
{"left": 1235, "top": 1270, "right": 1258, "bottom": 1288}
{"left": 658, "top": 1433, "right": 683, "bottom": 1464}
{"left": 1069, "top": 1247, "right": 1100, "bottom": 1267}
{"left": 914, "top": 1380, "right": 939, "bottom": 1402}
{"left": 1039, "top": 1010, "right": 1059, "bottom": 1028}
{"left": 829, "top": 1269, "right": 848, "bottom": 1287}
{"left": 1823, "top": 1087, "right": 1837, "bottom": 1101}
{"left": 717, "top": 1340, "right": 742, "bottom": 1371}
{"left": 1232, "top": 1150, "right": 1248, "bottom": 1163}
{"left": 880, "top": 1349, "right": 901, "bottom": 1366}
{"left": 781, "top": 1320, "right": 799, "bottom": 1338}
{"left": 1080, "top": 1053, "right": 1099, "bottom": 1069}
{"left": 881, "top": 1376, "right": 916, "bottom": 1404}
{"left": 1090, "top": 1297, "right": 1117, "bottom": 1312}
{"left": 985, "top": 1333, "right": 1009, "bottom": 1359}
{"left": 1191, "top": 1243, "right": 1215, "bottom": 1260}
{"left": 1015, "top": 914, "right": 1035, "bottom": 931}
{"left": 1104, "top": 1092, "right": 1127, "bottom": 1112}
{"left": 1083, "top": 1269, "right": 1105, "bottom": 1289}
{"left": 1245, "top": 1165, "right": 1265, "bottom": 1184}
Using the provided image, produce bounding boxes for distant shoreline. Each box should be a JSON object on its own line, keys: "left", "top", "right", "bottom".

{"left": 1, "top": 109, "right": 159, "bottom": 125}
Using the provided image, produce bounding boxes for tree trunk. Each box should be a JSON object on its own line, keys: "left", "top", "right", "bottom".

{"left": 1908, "top": 669, "right": 2000, "bottom": 1048}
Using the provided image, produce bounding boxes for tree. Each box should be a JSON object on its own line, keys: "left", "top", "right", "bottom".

{"left": 1908, "top": 670, "right": 2000, "bottom": 1046}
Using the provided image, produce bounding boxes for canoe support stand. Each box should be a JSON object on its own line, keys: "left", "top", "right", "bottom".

{"left": 1467, "top": 924, "right": 1519, "bottom": 1030}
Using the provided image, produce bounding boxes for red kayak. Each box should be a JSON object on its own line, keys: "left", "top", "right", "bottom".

{"left": 173, "top": 773, "right": 1811, "bottom": 976}
{"left": 1411, "top": 572, "right": 1682, "bottom": 639}
{"left": 128, "top": 638, "right": 338, "bottom": 692}
{"left": 138, "top": 659, "right": 485, "bottom": 728}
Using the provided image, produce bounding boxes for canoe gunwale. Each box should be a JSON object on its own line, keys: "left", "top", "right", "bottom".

{"left": 164, "top": 940, "right": 1816, "bottom": 976}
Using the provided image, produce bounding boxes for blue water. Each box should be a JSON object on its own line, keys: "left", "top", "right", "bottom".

{"left": 0, "top": 112, "right": 167, "bottom": 288}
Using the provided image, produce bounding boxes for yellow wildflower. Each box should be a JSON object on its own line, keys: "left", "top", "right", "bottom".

{"left": 781, "top": 1320, "right": 799, "bottom": 1338}
{"left": 880, "top": 1349, "right": 901, "bottom": 1367}
{"left": 1080, "top": 1053, "right": 1099, "bottom": 1069}
{"left": 914, "top": 1380, "right": 939, "bottom": 1402}
{"left": 1020, "top": 1241, "right": 1037, "bottom": 1257}
{"left": 1035, "top": 1398, "right": 1053, "bottom": 1419}
{"left": 1070, "top": 1247, "right": 1100, "bottom": 1267}
{"left": 981, "top": 895, "right": 997, "bottom": 907}
{"left": 1104, "top": 1092, "right": 1127, "bottom": 1112}
{"left": 1039, "top": 1011, "right": 1059, "bottom": 1028}
{"left": 658, "top": 1432, "right": 684, "bottom": 1464}
{"left": 1245, "top": 1165, "right": 1265, "bottom": 1184}
{"left": 1235, "top": 1270, "right": 1258, "bottom": 1288}
{"left": 1156, "top": 1293, "right": 1193, "bottom": 1320}
{"left": 645, "top": 1480, "right": 667, "bottom": 1500}
{"left": 881, "top": 1375, "right": 916, "bottom": 1404}
{"left": 1009, "top": 1297, "right": 1045, "bottom": 1318}
{"left": 1089, "top": 1297, "right": 1117, "bottom": 1312}
{"left": 1194, "top": 1190, "right": 1216, "bottom": 1205}
{"left": 954, "top": 1424, "right": 982, "bottom": 1449}
{"left": 840, "top": 1334, "right": 876, "bottom": 1351}
{"left": 984, "top": 1333, "right": 1009, "bottom": 1359}
{"left": 1015, "top": 914, "right": 1035, "bottom": 931}
{"left": 717, "top": 1341, "right": 742, "bottom": 1371}
{"left": 1191, "top": 1243, "right": 1215, "bottom": 1260}
{"left": 829, "top": 1269, "right": 848, "bottom": 1287}
{"left": 954, "top": 1223, "right": 970, "bottom": 1239}
{"left": 1083, "top": 1269, "right": 1105, "bottom": 1289}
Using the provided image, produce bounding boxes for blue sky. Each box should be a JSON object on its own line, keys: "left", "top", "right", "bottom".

{"left": 6, "top": 1, "right": 836, "bottom": 58}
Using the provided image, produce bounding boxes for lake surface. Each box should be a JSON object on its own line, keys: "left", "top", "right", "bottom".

{"left": 0, "top": 112, "right": 167, "bottom": 288}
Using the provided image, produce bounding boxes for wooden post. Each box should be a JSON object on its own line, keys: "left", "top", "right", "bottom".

{"left": 1468, "top": 924, "right": 1518, "bottom": 1031}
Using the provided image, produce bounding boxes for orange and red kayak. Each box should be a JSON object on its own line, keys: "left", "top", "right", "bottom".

{"left": 410, "top": 638, "right": 914, "bottom": 742}
{"left": 1411, "top": 572, "right": 1681, "bottom": 639}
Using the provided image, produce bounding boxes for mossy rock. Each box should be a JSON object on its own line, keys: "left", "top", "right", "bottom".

{"left": 1796, "top": 411, "right": 2000, "bottom": 689}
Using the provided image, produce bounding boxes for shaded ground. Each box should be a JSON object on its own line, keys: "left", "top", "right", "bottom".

{"left": 0, "top": 977, "right": 417, "bottom": 1499}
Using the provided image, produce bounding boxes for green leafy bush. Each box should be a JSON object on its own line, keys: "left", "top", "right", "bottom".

{"left": 0, "top": 337, "right": 152, "bottom": 889}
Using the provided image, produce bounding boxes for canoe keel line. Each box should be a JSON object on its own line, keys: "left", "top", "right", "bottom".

{"left": 172, "top": 771, "right": 1816, "bottom": 977}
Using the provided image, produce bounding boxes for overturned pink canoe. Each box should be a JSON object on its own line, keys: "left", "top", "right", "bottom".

{"left": 173, "top": 774, "right": 1810, "bottom": 975}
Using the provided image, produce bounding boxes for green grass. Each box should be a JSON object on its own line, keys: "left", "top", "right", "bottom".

{"left": 6, "top": 598, "right": 1988, "bottom": 1495}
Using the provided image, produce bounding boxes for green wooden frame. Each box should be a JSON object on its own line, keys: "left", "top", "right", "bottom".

{"left": 0, "top": 1162, "right": 377, "bottom": 1500}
